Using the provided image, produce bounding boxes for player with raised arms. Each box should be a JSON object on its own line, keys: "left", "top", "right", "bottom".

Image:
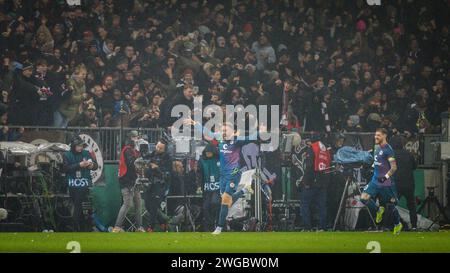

{"left": 184, "top": 118, "right": 258, "bottom": 235}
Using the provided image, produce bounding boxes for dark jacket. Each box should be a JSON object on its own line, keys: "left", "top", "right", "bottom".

{"left": 393, "top": 148, "right": 417, "bottom": 190}
{"left": 68, "top": 112, "right": 98, "bottom": 127}
{"left": 145, "top": 150, "right": 173, "bottom": 183}
{"left": 118, "top": 145, "right": 140, "bottom": 189}
{"left": 9, "top": 73, "right": 41, "bottom": 125}
{"left": 171, "top": 170, "right": 197, "bottom": 196}
{"left": 197, "top": 144, "right": 220, "bottom": 192}
{"left": 0, "top": 126, "right": 22, "bottom": 141}
{"left": 63, "top": 149, "right": 98, "bottom": 188}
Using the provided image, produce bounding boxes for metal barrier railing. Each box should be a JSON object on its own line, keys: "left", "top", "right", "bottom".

{"left": 8, "top": 126, "right": 164, "bottom": 163}
{"left": 6, "top": 126, "right": 435, "bottom": 165}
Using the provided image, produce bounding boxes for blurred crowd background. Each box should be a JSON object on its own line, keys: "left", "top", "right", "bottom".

{"left": 0, "top": 0, "right": 449, "bottom": 139}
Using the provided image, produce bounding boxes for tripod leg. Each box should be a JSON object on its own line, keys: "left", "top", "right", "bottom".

{"left": 185, "top": 205, "right": 196, "bottom": 232}
{"left": 183, "top": 194, "right": 196, "bottom": 232}
{"left": 354, "top": 184, "right": 377, "bottom": 228}
{"left": 333, "top": 178, "right": 350, "bottom": 231}
{"left": 425, "top": 198, "right": 438, "bottom": 231}
{"left": 417, "top": 196, "right": 430, "bottom": 215}
{"left": 433, "top": 198, "right": 450, "bottom": 222}
{"left": 417, "top": 197, "right": 435, "bottom": 231}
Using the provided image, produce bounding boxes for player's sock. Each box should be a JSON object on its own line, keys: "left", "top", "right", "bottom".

{"left": 360, "top": 198, "right": 378, "bottom": 213}
{"left": 216, "top": 190, "right": 246, "bottom": 229}
{"left": 217, "top": 204, "right": 228, "bottom": 228}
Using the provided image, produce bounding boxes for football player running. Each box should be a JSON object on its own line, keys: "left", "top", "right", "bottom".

{"left": 361, "top": 128, "right": 403, "bottom": 235}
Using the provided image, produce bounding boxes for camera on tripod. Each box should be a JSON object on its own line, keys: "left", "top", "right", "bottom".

{"left": 133, "top": 138, "right": 154, "bottom": 189}
{"left": 134, "top": 145, "right": 170, "bottom": 190}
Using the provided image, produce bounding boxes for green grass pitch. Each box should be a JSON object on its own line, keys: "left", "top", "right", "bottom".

{"left": 0, "top": 231, "right": 449, "bottom": 253}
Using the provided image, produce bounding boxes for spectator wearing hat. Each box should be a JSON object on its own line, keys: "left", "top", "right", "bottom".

{"left": 68, "top": 104, "right": 98, "bottom": 128}
{"left": 9, "top": 62, "right": 42, "bottom": 125}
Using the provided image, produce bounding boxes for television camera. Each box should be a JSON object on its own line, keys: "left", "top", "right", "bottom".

{"left": 133, "top": 138, "right": 170, "bottom": 191}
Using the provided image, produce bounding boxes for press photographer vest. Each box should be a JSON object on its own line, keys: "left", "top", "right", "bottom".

{"left": 118, "top": 145, "right": 140, "bottom": 178}
{"left": 64, "top": 150, "right": 93, "bottom": 188}
{"left": 199, "top": 157, "right": 220, "bottom": 192}
{"left": 311, "top": 141, "right": 331, "bottom": 172}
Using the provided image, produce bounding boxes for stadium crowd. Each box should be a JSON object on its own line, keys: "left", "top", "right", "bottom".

{"left": 0, "top": 0, "right": 449, "bottom": 136}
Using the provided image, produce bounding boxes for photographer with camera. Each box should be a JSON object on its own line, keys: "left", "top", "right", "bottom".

{"left": 112, "top": 131, "right": 145, "bottom": 233}
{"left": 143, "top": 139, "right": 172, "bottom": 232}
{"left": 62, "top": 135, "right": 98, "bottom": 232}
{"left": 292, "top": 133, "right": 331, "bottom": 231}
{"left": 291, "top": 133, "right": 314, "bottom": 231}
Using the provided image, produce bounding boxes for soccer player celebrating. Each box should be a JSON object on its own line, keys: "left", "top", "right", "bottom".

{"left": 361, "top": 128, "right": 403, "bottom": 235}
{"left": 184, "top": 118, "right": 255, "bottom": 235}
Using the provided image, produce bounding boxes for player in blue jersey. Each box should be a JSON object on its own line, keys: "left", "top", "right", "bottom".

{"left": 361, "top": 128, "right": 403, "bottom": 235}
{"left": 184, "top": 118, "right": 256, "bottom": 235}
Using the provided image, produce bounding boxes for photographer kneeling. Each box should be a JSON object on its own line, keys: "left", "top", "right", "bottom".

{"left": 144, "top": 139, "right": 172, "bottom": 232}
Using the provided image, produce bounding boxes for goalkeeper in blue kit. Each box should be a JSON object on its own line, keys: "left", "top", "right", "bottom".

{"left": 361, "top": 128, "right": 403, "bottom": 235}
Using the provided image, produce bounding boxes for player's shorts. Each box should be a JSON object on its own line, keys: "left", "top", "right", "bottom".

{"left": 219, "top": 168, "right": 242, "bottom": 195}
{"left": 363, "top": 181, "right": 398, "bottom": 205}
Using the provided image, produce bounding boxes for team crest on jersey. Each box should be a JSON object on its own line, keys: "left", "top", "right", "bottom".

{"left": 379, "top": 151, "right": 383, "bottom": 156}
{"left": 230, "top": 182, "right": 235, "bottom": 188}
